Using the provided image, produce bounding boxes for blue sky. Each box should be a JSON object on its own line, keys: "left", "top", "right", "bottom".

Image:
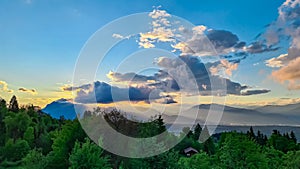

{"left": 1, "top": 0, "right": 300, "bottom": 107}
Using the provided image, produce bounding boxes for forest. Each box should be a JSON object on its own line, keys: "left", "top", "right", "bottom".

{"left": 0, "top": 95, "right": 300, "bottom": 169}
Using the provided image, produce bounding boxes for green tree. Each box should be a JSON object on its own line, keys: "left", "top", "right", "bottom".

{"left": 22, "top": 149, "right": 47, "bottom": 169}
{"left": 45, "top": 120, "right": 86, "bottom": 169}
{"left": 181, "top": 127, "right": 193, "bottom": 139}
{"left": 290, "top": 131, "right": 297, "bottom": 144}
{"left": 4, "top": 112, "right": 31, "bottom": 141}
{"left": 218, "top": 132, "right": 268, "bottom": 169}
{"left": 267, "top": 130, "right": 296, "bottom": 153}
{"left": 203, "top": 137, "right": 215, "bottom": 155}
{"left": 24, "top": 126, "right": 35, "bottom": 148}
{"left": 119, "top": 159, "right": 150, "bottom": 169}
{"left": 139, "top": 114, "right": 167, "bottom": 138}
{"left": 0, "top": 98, "right": 6, "bottom": 108}
{"left": 35, "top": 132, "right": 52, "bottom": 155}
{"left": 283, "top": 150, "right": 300, "bottom": 169}
{"left": 256, "top": 130, "right": 267, "bottom": 146}
{"left": 0, "top": 98, "right": 7, "bottom": 146}
{"left": 8, "top": 95, "right": 19, "bottom": 112}
{"left": 193, "top": 123, "right": 202, "bottom": 141}
{"left": 263, "top": 147, "right": 284, "bottom": 169}
{"left": 138, "top": 150, "right": 179, "bottom": 169}
{"left": 1, "top": 139, "right": 30, "bottom": 162}
{"left": 153, "top": 114, "right": 166, "bottom": 134}
{"left": 199, "top": 126, "right": 210, "bottom": 143}
{"left": 178, "top": 151, "right": 211, "bottom": 169}
{"left": 247, "top": 126, "right": 255, "bottom": 139}
{"left": 69, "top": 138, "right": 111, "bottom": 169}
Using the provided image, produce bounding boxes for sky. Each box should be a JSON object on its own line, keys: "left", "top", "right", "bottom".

{"left": 0, "top": 0, "right": 300, "bottom": 108}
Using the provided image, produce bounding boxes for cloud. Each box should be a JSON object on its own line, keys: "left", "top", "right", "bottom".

{"left": 139, "top": 27, "right": 175, "bottom": 48}
{"left": 112, "top": 33, "right": 131, "bottom": 40}
{"left": 159, "top": 96, "right": 177, "bottom": 104}
{"left": 110, "top": 7, "right": 279, "bottom": 69}
{"left": 112, "top": 33, "right": 125, "bottom": 39}
{"left": 266, "top": 48, "right": 300, "bottom": 68}
{"left": 61, "top": 83, "right": 92, "bottom": 92}
{"left": 129, "top": 8, "right": 277, "bottom": 64}
{"left": 0, "top": 81, "right": 13, "bottom": 93}
{"left": 279, "top": 0, "right": 300, "bottom": 22}
{"left": 264, "top": 0, "right": 300, "bottom": 90}
{"left": 265, "top": 29, "right": 280, "bottom": 45}
{"left": 266, "top": 53, "right": 289, "bottom": 67}
{"left": 154, "top": 56, "right": 265, "bottom": 96}
{"left": 149, "top": 8, "right": 171, "bottom": 19}
{"left": 207, "top": 30, "right": 239, "bottom": 50}
{"left": 74, "top": 81, "right": 165, "bottom": 104}
{"left": 73, "top": 56, "right": 271, "bottom": 104}
{"left": 18, "top": 87, "right": 38, "bottom": 95}
{"left": 271, "top": 57, "right": 300, "bottom": 90}
{"left": 241, "top": 89, "right": 271, "bottom": 96}
{"left": 148, "top": 79, "right": 180, "bottom": 92}
{"left": 138, "top": 8, "right": 175, "bottom": 48}
{"left": 245, "top": 42, "right": 279, "bottom": 54}
{"left": 108, "top": 8, "right": 275, "bottom": 97}
{"left": 172, "top": 28, "right": 277, "bottom": 59}
{"left": 171, "top": 29, "right": 244, "bottom": 57}
{"left": 209, "top": 59, "right": 238, "bottom": 76}
{"left": 106, "top": 71, "right": 155, "bottom": 84}
{"left": 107, "top": 70, "right": 180, "bottom": 93}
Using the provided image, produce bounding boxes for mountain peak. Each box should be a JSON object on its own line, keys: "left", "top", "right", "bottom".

{"left": 42, "top": 98, "right": 85, "bottom": 120}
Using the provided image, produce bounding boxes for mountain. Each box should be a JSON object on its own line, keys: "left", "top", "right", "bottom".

{"left": 42, "top": 100, "right": 300, "bottom": 140}
{"left": 42, "top": 99, "right": 157, "bottom": 121}
{"left": 162, "top": 104, "right": 300, "bottom": 136}
{"left": 42, "top": 99, "right": 87, "bottom": 120}
{"left": 255, "top": 103, "right": 300, "bottom": 116}
{"left": 186, "top": 104, "right": 300, "bottom": 126}
{"left": 42, "top": 100, "right": 300, "bottom": 126}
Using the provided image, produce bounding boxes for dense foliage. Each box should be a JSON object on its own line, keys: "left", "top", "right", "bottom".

{"left": 0, "top": 96, "right": 299, "bottom": 169}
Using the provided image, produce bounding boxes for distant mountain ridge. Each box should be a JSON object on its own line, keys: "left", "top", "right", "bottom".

{"left": 188, "top": 103, "right": 300, "bottom": 126}
{"left": 42, "top": 99, "right": 300, "bottom": 126}
{"left": 255, "top": 103, "right": 300, "bottom": 116}
{"left": 193, "top": 104, "right": 256, "bottom": 113}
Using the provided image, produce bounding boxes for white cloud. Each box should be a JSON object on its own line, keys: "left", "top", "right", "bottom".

{"left": 209, "top": 60, "right": 238, "bottom": 76}
{"left": 265, "top": 0, "right": 300, "bottom": 90}
{"left": 192, "top": 25, "right": 207, "bottom": 34}
{"left": 137, "top": 8, "right": 176, "bottom": 49}
{"left": 266, "top": 53, "right": 288, "bottom": 68}
{"left": 138, "top": 41, "right": 156, "bottom": 48}
{"left": 139, "top": 27, "right": 175, "bottom": 48}
{"left": 271, "top": 57, "right": 300, "bottom": 90}
{"left": 112, "top": 33, "right": 124, "bottom": 39}
{"left": 0, "top": 81, "right": 13, "bottom": 93}
{"left": 149, "top": 9, "right": 171, "bottom": 19}
{"left": 112, "top": 33, "right": 132, "bottom": 40}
